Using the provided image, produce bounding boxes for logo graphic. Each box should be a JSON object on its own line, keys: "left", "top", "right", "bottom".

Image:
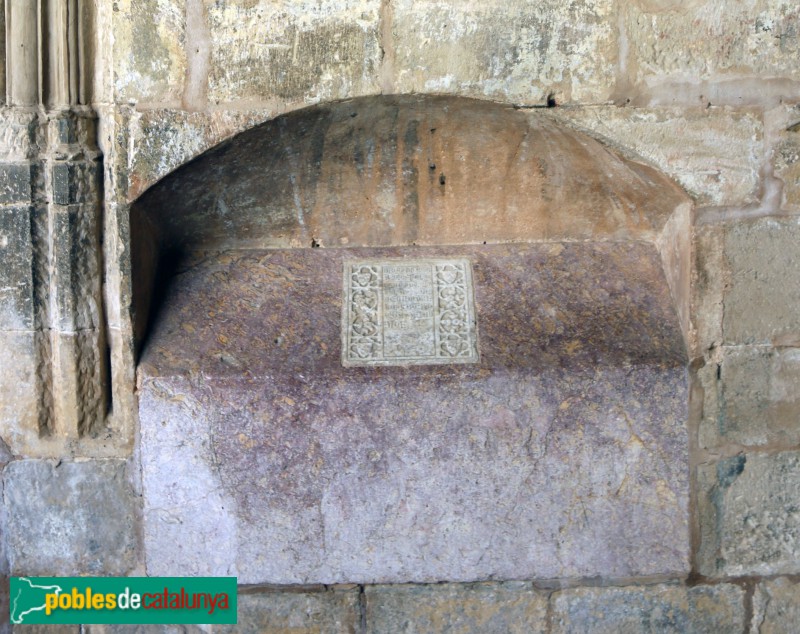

{"left": 9, "top": 577, "right": 237, "bottom": 625}
{"left": 10, "top": 577, "right": 64, "bottom": 624}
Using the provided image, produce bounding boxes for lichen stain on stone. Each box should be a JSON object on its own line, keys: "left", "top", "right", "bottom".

{"left": 716, "top": 454, "right": 746, "bottom": 489}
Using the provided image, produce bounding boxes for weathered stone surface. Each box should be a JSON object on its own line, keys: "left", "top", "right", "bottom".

{"left": 50, "top": 162, "right": 100, "bottom": 206}
{"left": 773, "top": 105, "right": 800, "bottom": 211}
{"left": 128, "top": 108, "right": 273, "bottom": 200}
{"left": 551, "top": 583, "right": 745, "bottom": 633}
{"left": 634, "top": 77, "right": 800, "bottom": 109}
{"left": 624, "top": 0, "right": 800, "bottom": 87}
{"left": 50, "top": 204, "right": 103, "bottom": 332}
{"left": 723, "top": 217, "right": 800, "bottom": 345}
{"left": 0, "top": 328, "right": 110, "bottom": 456}
{"left": 0, "top": 205, "right": 34, "bottom": 330}
{"left": 3, "top": 460, "right": 138, "bottom": 575}
{"left": 554, "top": 106, "right": 764, "bottom": 206}
{"left": 132, "top": 96, "right": 690, "bottom": 252}
{"left": 752, "top": 577, "right": 800, "bottom": 634}
{"left": 0, "top": 436, "right": 11, "bottom": 464}
{"left": 0, "top": 163, "right": 33, "bottom": 204}
{"left": 49, "top": 329, "right": 108, "bottom": 438}
{"left": 698, "top": 451, "right": 800, "bottom": 576}
{"left": 140, "top": 242, "right": 689, "bottom": 584}
{"left": 0, "top": 110, "right": 38, "bottom": 161}
{"left": 216, "top": 588, "right": 360, "bottom": 634}
{"left": 691, "top": 224, "right": 724, "bottom": 356}
{"left": 700, "top": 346, "right": 800, "bottom": 449}
{"left": 112, "top": 0, "right": 186, "bottom": 104}
{"left": 365, "top": 582, "right": 546, "bottom": 634}
{"left": 775, "top": 135, "right": 800, "bottom": 211}
{"left": 391, "top": 0, "right": 617, "bottom": 104}
{"left": 46, "top": 110, "right": 98, "bottom": 152}
{"left": 0, "top": 332, "right": 41, "bottom": 452}
{"left": 206, "top": 0, "right": 381, "bottom": 104}
{"left": 0, "top": 2, "right": 5, "bottom": 107}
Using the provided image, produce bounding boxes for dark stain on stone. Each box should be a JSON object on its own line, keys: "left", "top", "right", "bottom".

{"left": 402, "top": 119, "right": 420, "bottom": 244}
{"left": 717, "top": 454, "right": 746, "bottom": 489}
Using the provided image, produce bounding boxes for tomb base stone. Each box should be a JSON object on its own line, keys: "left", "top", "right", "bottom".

{"left": 138, "top": 242, "right": 689, "bottom": 584}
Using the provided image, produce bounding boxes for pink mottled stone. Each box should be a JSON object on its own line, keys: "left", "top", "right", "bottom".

{"left": 139, "top": 242, "right": 689, "bottom": 583}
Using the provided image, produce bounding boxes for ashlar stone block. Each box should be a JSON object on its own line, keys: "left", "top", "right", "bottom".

{"left": 0, "top": 163, "right": 33, "bottom": 205}
{"left": 0, "top": 205, "right": 34, "bottom": 330}
{"left": 698, "top": 451, "right": 800, "bottom": 577}
{"left": 723, "top": 217, "right": 800, "bottom": 346}
{"left": 206, "top": 0, "right": 382, "bottom": 104}
{"left": 700, "top": 345, "right": 800, "bottom": 449}
{"left": 0, "top": 331, "right": 41, "bottom": 451}
{"left": 691, "top": 223, "right": 724, "bottom": 355}
{"left": 752, "top": 577, "right": 800, "bottom": 634}
{"left": 0, "top": 110, "right": 38, "bottom": 163}
{"left": 391, "top": 0, "right": 618, "bottom": 105}
{"left": 773, "top": 105, "right": 800, "bottom": 212}
{"left": 215, "top": 588, "right": 360, "bottom": 634}
{"left": 3, "top": 459, "right": 138, "bottom": 575}
{"left": 550, "top": 583, "right": 745, "bottom": 634}
{"left": 624, "top": 0, "right": 800, "bottom": 85}
{"left": 554, "top": 106, "right": 764, "bottom": 207}
{"left": 112, "top": 0, "right": 186, "bottom": 104}
{"left": 365, "top": 582, "right": 547, "bottom": 634}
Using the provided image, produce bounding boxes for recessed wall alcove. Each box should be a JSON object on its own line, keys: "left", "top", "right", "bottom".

{"left": 132, "top": 95, "right": 693, "bottom": 584}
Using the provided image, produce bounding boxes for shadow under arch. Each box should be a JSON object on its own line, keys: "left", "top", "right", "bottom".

{"left": 131, "top": 94, "right": 692, "bottom": 357}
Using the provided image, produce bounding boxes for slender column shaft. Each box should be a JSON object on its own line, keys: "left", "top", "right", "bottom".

{"left": 6, "top": 0, "right": 40, "bottom": 106}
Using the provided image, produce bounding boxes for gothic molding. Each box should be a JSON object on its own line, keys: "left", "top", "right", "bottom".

{"left": 0, "top": 0, "right": 107, "bottom": 456}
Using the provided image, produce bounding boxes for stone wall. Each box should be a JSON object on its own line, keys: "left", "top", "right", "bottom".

{"left": 1, "top": 0, "right": 800, "bottom": 632}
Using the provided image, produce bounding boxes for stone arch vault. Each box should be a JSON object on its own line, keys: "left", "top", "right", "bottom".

{"left": 131, "top": 94, "right": 694, "bottom": 584}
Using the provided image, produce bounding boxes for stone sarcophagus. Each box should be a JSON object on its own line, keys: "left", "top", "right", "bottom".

{"left": 131, "top": 95, "right": 692, "bottom": 584}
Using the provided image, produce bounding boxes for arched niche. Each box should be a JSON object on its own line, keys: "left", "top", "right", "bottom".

{"left": 132, "top": 95, "right": 693, "bottom": 584}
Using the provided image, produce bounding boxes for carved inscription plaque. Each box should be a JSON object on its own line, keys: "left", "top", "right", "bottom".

{"left": 342, "top": 258, "right": 479, "bottom": 367}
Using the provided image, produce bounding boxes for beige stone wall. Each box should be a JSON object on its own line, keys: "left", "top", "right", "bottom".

{"left": 1, "top": 0, "right": 800, "bottom": 630}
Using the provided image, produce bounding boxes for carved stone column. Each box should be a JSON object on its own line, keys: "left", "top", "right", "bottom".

{"left": 0, "top": 0, "right": 107, "bottom": 455}
{"left": 6, "top": 0, "right": 37, "bottom": 106}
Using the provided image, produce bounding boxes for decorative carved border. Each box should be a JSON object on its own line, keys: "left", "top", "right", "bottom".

{"left": 342, "top": 258, "right": 479, "bottom": 367}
